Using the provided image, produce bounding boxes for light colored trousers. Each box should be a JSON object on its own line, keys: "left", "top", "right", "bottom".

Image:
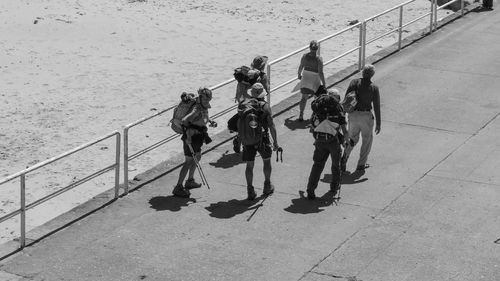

{"left": 344, "top": 111, "right": 374, "bottom": 167}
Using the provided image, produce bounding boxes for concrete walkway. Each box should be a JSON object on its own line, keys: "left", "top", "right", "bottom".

{"left": 1, "top": 5, "right": 500, "bottom": 281}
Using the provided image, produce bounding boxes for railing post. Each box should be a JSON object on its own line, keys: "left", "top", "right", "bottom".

{"left": 358, "top": 22, "right": 365, "bottom": 71}
{"left": 430, "top": 0, "right": 434, "bottom": 33}
{"left": 123, "top": 128, "right": 129, "bottom": 195}
{"left": 434, "top": 0, "right": 438, "bottom": 30}
{"left": 20, "top": 174, "right": 26, "bottom": 249}
{"left": 114, "top": 133, "right": 121, "bottom": 198}
{"left": 461, "top": 0, "right": 464, "bottom": 17}
{"left": 266, "top": 64, "right": 271, "bottom": 105}
{"left": 398, "top": 6, "right": 403, "bottom": 51}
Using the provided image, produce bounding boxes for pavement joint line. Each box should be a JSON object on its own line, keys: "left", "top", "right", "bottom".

{"left": 346, "top": 180, "right": 458, "bottom": 278}
{"left": 298, "top": 227, "right": 365, "bottom": 281}
{"left": 0, "top": 269, "right": 28, "bottom": 279}
{"left": 426, "top": 174, "right": 500, "bottom": 188}
{"left": 383, "top": 120, "right": 473, "bottom": 135}
{"left": 309, "top": 270, "right": 350, "bottom": 279}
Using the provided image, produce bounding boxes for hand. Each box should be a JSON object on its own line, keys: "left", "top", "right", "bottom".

{"left": 375, "top": 125, "right": 381, "bottom": 135}
{"left": 273, "top": 142, "right": 279, "bottom": 151}
{"left": 297, "top": 74, "right": 302, "bottom": 80}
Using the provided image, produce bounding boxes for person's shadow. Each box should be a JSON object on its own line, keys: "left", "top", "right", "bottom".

{"left": 284, "top": 190, "right": 336, "bottom": 214}
{"left": 284, "top": 116, "right": 310, "bottom": 131}
{"left": 205, "top": 196, "right": 266, "bottom": 219}
{"left": 209, "top": 150, "right": 243, "bottom": 169}
{"left": 321, "top": 170, "right": 367, "bottom": 185}
{"left": 149, "top": 196, "right": 196, "bottom": 212}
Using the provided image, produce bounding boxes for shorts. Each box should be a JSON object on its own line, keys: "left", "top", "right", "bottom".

{"left": 242, "top": 140, "right": 273, "bottom": 162}
{"left": 183, "top": 134, "right": 204, "bottom": 157}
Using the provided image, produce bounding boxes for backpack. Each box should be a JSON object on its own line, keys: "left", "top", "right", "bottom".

{"left": 237, "top": 98, "right": 267, "bottom": 146}
{"left": 310, "top": 94, "right": 342, "bottom": 135}
{"left": 341, "top": 90, "right": 357, "bottom": 113}
{"left": 341, "top": 79, "right": 359, "bottom": 113}
{"left": 170, "top": 92, "right": 197, "bottom": 134}
{"left": 233, "top": 66, "right": 261, "bottom": 86}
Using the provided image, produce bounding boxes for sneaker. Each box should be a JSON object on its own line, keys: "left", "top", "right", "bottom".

{"left": 172, "top": 184, "right": 190, "bottom": 198}
{"left": 247, "top": 186, "right": 257, "bottom": 201}
{"left": 263, "top": 181, "right": 275, "bottom": 196}
{"left": 233, "top": 137, "right": 241, "bottom": 153}
{"left": 306, "top": 189, "right": 316, "bottom": 200}
{"left": 356, "top": 164, "right": 369, "bottom": 171}
{"left": 185, "top": 178, "right": 202, "bottom": 189}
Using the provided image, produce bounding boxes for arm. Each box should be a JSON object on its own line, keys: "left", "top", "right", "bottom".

{"left": 318, "top": 56, "right": 326, "bottom": 86}
{"left": 372, "top": 86, "right": 381, "bottom": 134}
{"left": 261, "top": 74, "right": 270, "bottom": 94}
{"left": 266, "top": 107, "right": 279, "bottom": 149}
{"left": 345, "top": 79, "right": 357, "bottom": 95}
{"left": 181, "top": 105, "right": 198, "bottom": 127}
{"left": 340, "top": 124, "right": 349, "bottom": 146}
{"left": 297, "top": 54, "right": 305, "bottom": 80}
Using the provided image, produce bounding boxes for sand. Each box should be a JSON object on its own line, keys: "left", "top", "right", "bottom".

{"left": 0, "top": 0, "right": 453, "bottom": 244}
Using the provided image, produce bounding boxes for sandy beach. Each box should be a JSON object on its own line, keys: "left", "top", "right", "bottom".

{"left": 0, "top": 0, "right": 453, "bottom": 244}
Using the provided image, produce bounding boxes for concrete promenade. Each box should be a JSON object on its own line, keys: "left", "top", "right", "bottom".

{"left": 1, "top": 5, "right": 500, "bottom": 281}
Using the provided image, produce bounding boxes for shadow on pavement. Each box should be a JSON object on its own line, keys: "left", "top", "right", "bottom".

{"left": 284, "top": 116, "right": 310, "bottom": 131}
{"left": 209, "top": 151, "right": 243, "bottom": 169}
{"left": 205, "top": 196, "right": 265, "bottom": 219}
{"left": 149, "top": 196, "right": 196, "bottom": 212}
{"left": 322, "top": 170, "right": 367, "bottom": 185}
{"left": 284, "top": 190, "right": 336, "bottom": 214}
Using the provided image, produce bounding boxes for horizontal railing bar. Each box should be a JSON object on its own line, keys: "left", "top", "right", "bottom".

{"left": 0, "top": 209, "right": 21, "bottom": 224}
{"left": 124, "top": 105, "right": 176, "bottom": 131}
{"left": 209, "top": 78, "right": 236, "bottom": 91}
{"left": 0, "top": 131, "right": 120, "bottom": 186}
{"left": 324, "top": 46, "right": 360, "bottom": 66}
{"left": 128, "top": 134, "right": 181, "bottom": 161}
{"left": 366, "top": 27, "right": 400, "bottom": 45}
{"left": 210, "top": 104, "right": 238, "bottom": 120}
{"left": 25, "top": 165, "right": 116, "bottom": 211}
{"left": 437, "top": 0, "right": 459, "bottom": 10}
{"left": 366, "top": 0, "right": 417, "bottom": 21}
{"left": 269, "top": 45, "right": 309, "bottom": 66}
{"left": 271, "top": 77, "right": 298, "bottom": 93}
{"left": 317, "top": 23, "right": 361, "bottom": 44}
{"left": 402, "top": 12, "right": 431, "bottom": 28}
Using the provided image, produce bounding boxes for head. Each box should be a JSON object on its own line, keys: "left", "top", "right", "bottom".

{"left": 198, "top": 87, "right": 212, "bottom": 108}
{"left": 247, "top": 69, "right": 260, "bottom": 82}
{"left": 327, "top": 88, "right": 341, "bottom": 103}
{"left": 309, "top": 40, "right": 319, "bottom": 52}
{"left": 251, "top": 56, "right": 268, "bottom": 71}
{"left": 362, "top": 64, "right": 376, "bottom": 79}
{"left": 250, "top": 82, "right": 265, "bottom": 99}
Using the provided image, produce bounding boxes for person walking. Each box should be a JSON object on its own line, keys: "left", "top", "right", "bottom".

{"left": 238, "top": 83, "right": 279, "bottom": 200}
{"left": 306, "top": 88, "right": 349, "bottom": 200}
{"left": 297, "top": 40, "right": 326, "bottom": 121}
{"left": 172, "top": 87, "right": 213, "bottom": 198}
{"left": 232, "top": 55, "right": 270, "bottom": 153}
{"left": 341, "top": 64, "right": 381, "bottom": 172}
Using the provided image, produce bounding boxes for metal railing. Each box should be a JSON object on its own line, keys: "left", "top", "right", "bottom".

{"left": 121, "top": 0, "right": 467, "bottom": 193}
{"left": 1, "top": 0, "right": 469, "bottom": 250}
{"left": 0, "top": 131, "right": 121, "bottom": 248}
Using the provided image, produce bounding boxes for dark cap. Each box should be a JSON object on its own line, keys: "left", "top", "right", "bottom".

{"left": 251, "top": 56, "right": 268, "bottom": 70}
{"left": 309, "top": 40, "right": 319, "bottom": 50}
